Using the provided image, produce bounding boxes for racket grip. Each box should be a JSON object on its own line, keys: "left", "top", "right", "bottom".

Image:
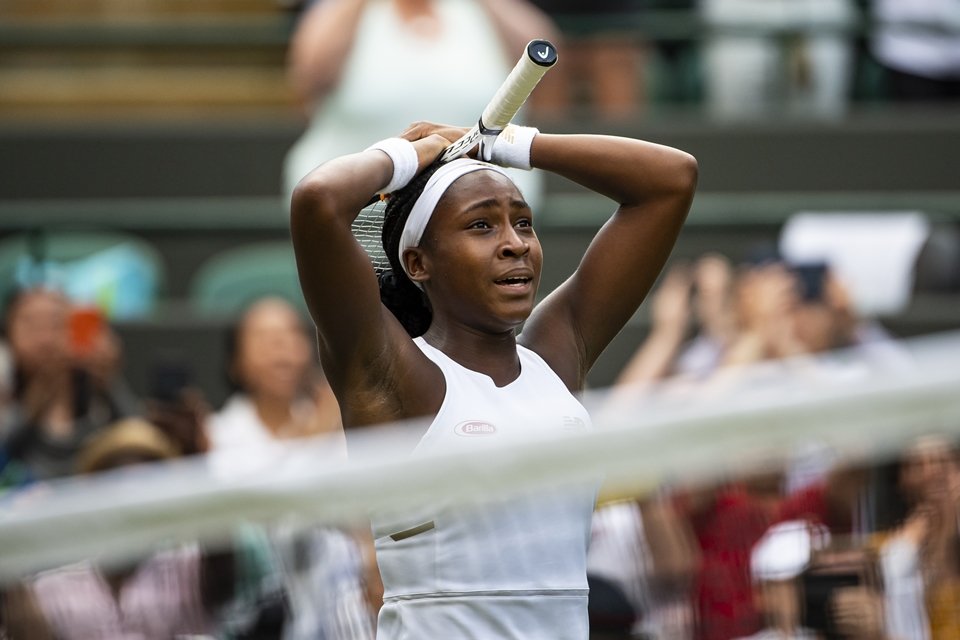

{"left": 479, "top": 39, "right": 557, "bottom": 133}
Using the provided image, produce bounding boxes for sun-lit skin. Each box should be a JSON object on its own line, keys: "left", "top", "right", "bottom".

{"left": 405, "top": 171, "right": 543, "bottom": 338}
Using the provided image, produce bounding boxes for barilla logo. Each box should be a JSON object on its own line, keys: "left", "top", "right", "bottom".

{"left": 455, "top": 420, "right": 498, "bottom": 437}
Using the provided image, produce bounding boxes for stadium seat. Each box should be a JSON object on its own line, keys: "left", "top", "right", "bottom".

{"left": 0, "top": 230, "right": 164, "bottom": 319}
{"left": 188, "top": 242, "right": 307, "bottom": 317}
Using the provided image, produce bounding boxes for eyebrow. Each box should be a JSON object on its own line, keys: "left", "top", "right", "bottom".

{"left": 460, "top": 197, "right": 530, "bottom": 215}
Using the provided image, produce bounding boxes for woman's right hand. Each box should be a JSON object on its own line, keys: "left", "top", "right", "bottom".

{"left": 398, "top": 122, "right": 471, "bottom": 170}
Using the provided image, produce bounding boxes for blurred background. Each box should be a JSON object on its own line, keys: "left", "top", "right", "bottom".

{"left": 2, "top": 1, "right": 960, "bottom": 638}
{"left": 1, "top": 0, "right": 958, "bottom": 401}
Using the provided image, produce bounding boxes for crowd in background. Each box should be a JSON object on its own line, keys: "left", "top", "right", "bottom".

{"left": 2, "top": 245, "right": 959, "bottom": 638}
{"left": 281, "top": 0, "right": 960, "bottom": 128}
{"left": 1, "top": 0, "right": 960, "bottom": 638}
{"left": 586, "top": 249, "right": 960, "bottom": 639}
{"left": 0, "top": 290, "right": 378, "bottom": 639}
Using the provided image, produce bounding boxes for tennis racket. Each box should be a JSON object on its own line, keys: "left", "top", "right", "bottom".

{"left": 353, "top": 39, "right": 558, "bottom": 273}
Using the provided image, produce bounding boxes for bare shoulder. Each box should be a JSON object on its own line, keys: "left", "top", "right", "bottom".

{"left": 518, "top": 288, "right": 586, "bottom": 393}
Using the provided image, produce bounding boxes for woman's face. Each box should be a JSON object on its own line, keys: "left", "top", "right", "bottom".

{"left": 6, "top": 289, "right": 70, "bottom": 374}
{"left": 411, "top": 171, "right": 543, "bottom": 334}
{"left": 900, "top": 437, "right": 956, "bottom": 504}
{"left": 234, "top": 299, "right": 312, "bottom": 402}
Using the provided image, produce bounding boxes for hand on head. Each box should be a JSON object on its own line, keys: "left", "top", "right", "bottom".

{"left": 397, "top": 121, "right": 473, "bottom": 163}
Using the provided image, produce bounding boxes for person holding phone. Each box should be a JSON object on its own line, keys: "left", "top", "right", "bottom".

{"left": 282, "top": 0, "right": 560, "bottom": 211}
{"left": 0, "top": 287, "right": 136, "bottom": 483}
{"left": 205, "top": 297, "right": 376, "bottom": 640}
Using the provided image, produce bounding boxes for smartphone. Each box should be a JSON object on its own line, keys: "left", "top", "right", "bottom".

{"left": 150, "top": 360, "right": 193, "bottom": 404}
{"left": 791, "top": 262, "right": 829, "bottom": 303}
{"left": 800, "top": 568, "right": 862, "bottom": 638}
{"left": 68, "top": 305, "right": 105, "bottom": 356}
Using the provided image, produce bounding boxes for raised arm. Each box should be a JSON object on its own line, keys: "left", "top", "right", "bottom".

{"left": 286, "top": 0, "right": 367, "bottom": 111}
{"left": 520, "top": 134, "right": 697, "bottom": 390}
{"left": 289, "top": 132, "right": 448, "bottom": 424}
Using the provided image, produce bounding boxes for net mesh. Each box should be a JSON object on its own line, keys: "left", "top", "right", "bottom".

{"left": 4, "top": 332, "right": 960, "bottom": 638}
{"left": 0, "top": 335, "right": 960, "bottom": 577}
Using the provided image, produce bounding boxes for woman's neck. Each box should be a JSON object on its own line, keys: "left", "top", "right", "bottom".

{"left": 423, "top": 323, "right": 520, "bottom": 387}
{"left": 251, "top": 394, "right": 295, "bottom": 434}
{"left": 392, "top": 0, "right": 440, "bottom": 38}
{"left": 393, "top": 0, "right": 433, "bottom": 19}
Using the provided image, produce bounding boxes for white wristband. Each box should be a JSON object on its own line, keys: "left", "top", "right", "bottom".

{"left": 489, "top": 125, "right": 539, "bottom": 170}
{"left": 365, "top": 137, "right": 418, "bottom": 194}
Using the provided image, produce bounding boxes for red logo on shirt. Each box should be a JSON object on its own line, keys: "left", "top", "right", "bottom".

{"left": 454, "top": 421, "right": 498, "bottom": 437}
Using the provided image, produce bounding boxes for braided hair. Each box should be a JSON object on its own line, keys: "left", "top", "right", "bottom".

{"left": 378, "top": 157, "right": 445, "bottom": 337}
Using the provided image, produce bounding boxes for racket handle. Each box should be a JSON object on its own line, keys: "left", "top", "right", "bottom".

{"left": 479, "top": 39, "right": 557, "bottom": 134}
{"left": 439, "top": 39, "right": 557, "bottom": 163}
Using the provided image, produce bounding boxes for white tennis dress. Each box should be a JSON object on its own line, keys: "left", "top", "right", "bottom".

{"left": 373, "top": 337, "right": 597, "bottom": 640}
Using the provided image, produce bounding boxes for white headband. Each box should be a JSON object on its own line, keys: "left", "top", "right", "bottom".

{"left": 397, "top": 158, "right": 509, "bottom": 284}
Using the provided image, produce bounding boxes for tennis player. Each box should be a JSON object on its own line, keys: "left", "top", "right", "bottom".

{"left": 290, "top": 122, "right": 697, "bottom": 638}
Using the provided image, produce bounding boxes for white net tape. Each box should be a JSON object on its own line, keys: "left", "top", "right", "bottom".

{"left": 2, "top": 331, "right": 960, "bottom": 581}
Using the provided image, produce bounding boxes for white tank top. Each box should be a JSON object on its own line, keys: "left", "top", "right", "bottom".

{"left": 373, "top": 337, "right": 597, "bottom": 640}
{"left": 282, "top": 0, "right": 543, "bottom": 208}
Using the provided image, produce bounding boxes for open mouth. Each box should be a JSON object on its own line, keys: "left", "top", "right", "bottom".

{"left": 494, "top": 276, "right": 533, "bottom": 288}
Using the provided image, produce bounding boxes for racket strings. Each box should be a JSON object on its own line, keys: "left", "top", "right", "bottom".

{"left": 353, "top": 198, "right": 390, "bottom": 274}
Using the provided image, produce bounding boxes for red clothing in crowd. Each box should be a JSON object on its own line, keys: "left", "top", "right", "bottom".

{"left": 677, "top": 483, "right": 829, "bottom": 640}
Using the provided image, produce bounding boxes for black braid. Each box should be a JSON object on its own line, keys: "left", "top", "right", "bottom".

{"left": 378, "top": 157, "right": 445, "bottom": 337}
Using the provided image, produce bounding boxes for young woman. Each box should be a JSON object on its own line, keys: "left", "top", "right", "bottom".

{"left": 290, "top": 122, "right": 697, "bottom": 638}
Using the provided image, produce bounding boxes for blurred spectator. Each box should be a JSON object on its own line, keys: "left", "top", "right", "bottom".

{"left": 0, "top": 287, "right": 137, "bottom": 484}
{"left": 871, "top": 0, "right": 960, "bottom": 103}
{"left": 282, "top": 0, "right": 557, "bottom": 208}
{"left": 145, "top": 383, "right": 210, "bottom": 459}
{"left": 616, "top": 263, "right": 694, "bottom": 389}
{"left": 611, "top": 246, "right": 939, "bottom": 638}
{"left": 719, "top": 259, "right": 903, "bottom": 490}
{"left": 206, "top": 297, "right": 376, "bottom": 640}
{"left": 722, "top": 261, "right": 809, "bottom": 366}
{"left": 739, "top": 519, "right": 826, "bottom": 639}
{"left": 75, "top": 416, "right": 179, "bottom": 473}
{"left": 701, "top": 0, "right": 856, "bottom": 119}
{"left": 615, "top": 254, "right": 736, "bottom": 390}
{"left": 137, "top": 351, "right": 213, "bottom": 459}
{"left": 677, "top": 254, "right": 738, "bottom": 379}
{"left": 1, "top": 418, "right": 284, "bottom": 640}
{"left": 747, "top": 523, "right": 886, "bottom": 640}
{"left": 587, "top": 501, "right": 648, "bottom": 637}
{"left": 879, "top": 436, "right": 960, "bottom": 639}
{"left": 666, "top": 465, "right": 865, "bottom": 640}
{"left": 527, "top": 1, "right": 647, "bottom": 118}
{"left": 723, "top": 259, "right": 910, "bottom": 376}
{"left": 779, "top": 212, "right": 931, "bottom": 319}
{"left": 207, "top": 297, "right": 340, "bottom": 453}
